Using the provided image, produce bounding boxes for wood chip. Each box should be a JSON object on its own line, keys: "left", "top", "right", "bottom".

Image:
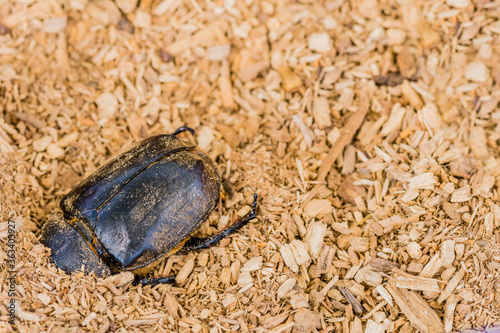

{"left": 365, "top": 320, "right": 386, "bottom": 333}
{"left": 175, "top": 254, "right": 196, "bottom": 285}
{"left": 420, "top": 253, "right": 444, "bottom": 278}
{"left": 33, "top": 136, "right": 52, "bottom": 152}
{"left": 387, "top": 28, "right": 406, "bottom": 45}
{"left": 317, "top": 246, "right": 336, "bottom": 275}
{"left": 355, "top": 266, "right": 382, "bottom": 286}
{"left": 449, "top": 158, "right": 478, "bottom": 179}
{"left": 443, "top": 294, "right": 460, "bottom": 332}
{"left": 304, "top": 221, "right": 327, "bottom": 259}
{"left": 401, "top": 80, "right": 423, "bottom": 109}
{"left": 86, "top": 0, "right": 121, "bottom": 26}
{"left": 397, "top": 47, "right": 417, "bottom": 78}
{"left": 308, "top": 32, "right": 333, "bottom": 53}
{"left": 312, "top": 97, "right": 332, "bottom": 129}
{"left": 288, "top": 240, "right": 311, "bottom": 267}
{"left": 36, "top": 293, "right": 51, "bottom": 305}
{"left": 276, "top": 66, "right": 303, "bottom": 92}
{"left": 393, "top": 273, "right": 441, "bottom": 293}
{"left": 237, "top": 270, "right": 253, "bottom": 292}
{"left": 222, "top": 294, "right": 237, "bottom": 308}
{"left": 339, "top": 287, "right": 364, "bottom": 314}
{"left": 369, "top": 258, "right": 400, "bottom": 273}
{"left": 293, "top": 309, "right": 320, "bottom": 333}
{"left": 218, "top": 60, "right": 235, "bottom": 109}
{"left": 417, "top": 21, "right": 441, "bottom": 48}
{"left": 408, "top": 172, "right": 437, "bottom": 190}
{"left": 115, "top": 0, "right": 138, "bottom": 14}
{"left": 277, "top": 278, "right": 296, "bottom": 299}
{"left": 450, "top": 185, "right": 472, "bottom": 202}
{"left": 316, "top": 100, "right": 369, "bottom": 183}
{"left": 46, "top": 143, "right": 64, "bottom": 159}
{"left": 471, "top": 169, "right": 495, "bottom": 197}
{"left": 441, "top": 240, "right": 456, "bottom": 267}
{"left": 241, "top": 256, "right": 263, "bottom": 272}
{"left": 465, "top": 62, "right": 489, "bottom": 83}
{"left": 406, "top": 242, "right": 423, "bottom": 259}
{"left": 350, "top": 237, "right": 370, "bottom": 252}
{"left": 386, "top": 282, "right": 444, "bottom": 333}
{"left": 280, "top": 243, "right": 299, "bottom": 273}
{"left": 437, "top": 269, "right": 466, "bottom": 305}
{"left": 292, "top": 115, "right": 314, "bottom": 147}
{"left": 338, "top": 175, "right": 367, "bottom": 211}
{"left": 380, "top": 104, "right": 406, "bottom": 137}
{"left": 304, "top": 199, "right": 332, "bottom": 220}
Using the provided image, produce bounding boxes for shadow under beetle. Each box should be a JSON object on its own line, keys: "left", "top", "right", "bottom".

{"left": 40, "top": 126, "right": 258, "bottom": 285}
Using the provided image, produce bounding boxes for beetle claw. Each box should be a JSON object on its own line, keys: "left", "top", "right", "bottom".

{"left": 251, "top": 193, "right": 258, "bottom": 215}
{"left": 133, "top": 275, "right": 176, "bottom": 286}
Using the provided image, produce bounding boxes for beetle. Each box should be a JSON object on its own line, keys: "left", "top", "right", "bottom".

{"left": 40, "top": 126, "right": 257, "bottom": 285}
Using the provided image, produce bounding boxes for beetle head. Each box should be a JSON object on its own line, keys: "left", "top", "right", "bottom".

{"left": 40, "top": 213, "right": 112, "bottom": 278}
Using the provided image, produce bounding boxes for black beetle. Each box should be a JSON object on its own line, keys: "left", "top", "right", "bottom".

{"left": 40, "top": 126, "right": 257, "bottom": 285}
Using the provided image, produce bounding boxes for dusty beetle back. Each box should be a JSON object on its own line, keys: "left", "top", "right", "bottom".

{"left": 41, "top": 129, "right": 225, "bottom": 279}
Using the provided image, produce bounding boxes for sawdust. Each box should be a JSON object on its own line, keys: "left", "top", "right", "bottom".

{"left": 1, "top": 0, "right": 500, "bottom": 332}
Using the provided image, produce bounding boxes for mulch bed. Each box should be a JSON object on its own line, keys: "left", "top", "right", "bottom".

{"left": 1, "top": 0, "right": 500, "bottom": 332}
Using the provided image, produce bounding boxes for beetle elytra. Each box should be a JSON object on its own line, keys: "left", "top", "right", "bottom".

{"left": 40, "top": 126, "right": 257, "bottom": 285}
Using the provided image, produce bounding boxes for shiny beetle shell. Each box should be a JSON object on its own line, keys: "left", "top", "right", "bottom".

{"left": 41, "top": 132, "right": 220, "bottom": 278}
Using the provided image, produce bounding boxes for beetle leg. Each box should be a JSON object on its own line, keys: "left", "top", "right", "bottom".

{"left": 133, "top": 276, "right": 176, "bottom": 286}
{"left": 181, "top": 193, "right": 258, "bottom": 253}
{"left": 172, "top": 126, "right": 195, "bottom": 136}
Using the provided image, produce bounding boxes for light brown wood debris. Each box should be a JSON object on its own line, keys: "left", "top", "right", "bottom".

{"left": 1, "top": 0, "right": 500, "bottom": 332}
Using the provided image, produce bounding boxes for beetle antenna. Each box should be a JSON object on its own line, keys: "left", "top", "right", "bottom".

{"left": 172, "top": 126, "right": 195, "bottom": 136}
